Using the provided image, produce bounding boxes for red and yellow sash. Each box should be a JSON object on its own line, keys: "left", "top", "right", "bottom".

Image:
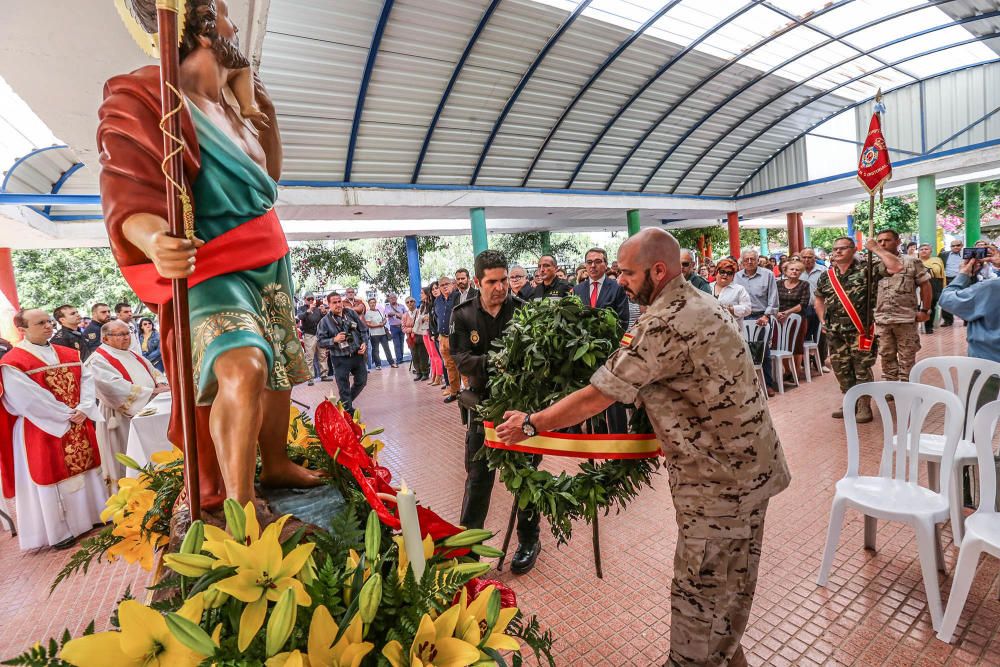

{"left": 484, "top": 421, "right": 659, "bottom": 460}
{"left": 827, "top": 267, "right": 875, "bottom": 351}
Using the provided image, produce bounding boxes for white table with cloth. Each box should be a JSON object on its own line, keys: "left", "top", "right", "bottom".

{"left": 124, "top": 393, "right": 173, "bottom": 476}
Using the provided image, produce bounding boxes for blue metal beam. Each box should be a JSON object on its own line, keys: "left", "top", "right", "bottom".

{"left": 410, "top": 0, "right": 502, "bottom": 184}
{"left": 606, "top": 0, "right": 853, "bottom": 191}
{"left": 0, "top": 144, "right": 69, "bottom": 193}
{"left": 694, "top": 22, "right": 1000, "bottom": 195}
{"left": 344, "top": 0, "right": 395, "bottom": 182}
{"left": 806, "top": 132, "right": 922, "bottom": 157}
{"left": 518, "top": 0, "right": 685, "bottom": 188}
{"left": 470, "top": 0, "right": 593, "bottom": 185}
{"left": 0, "top": 193, "right": 101, "bottom": 205}
{"left": 641, "top": 0, "right": 955, "bottom": 193}
{"left": 565, "top": 1, "right": 763, "bottom": 189}
{"left": 43, "top": 162, "right": 85, "bottom": 216}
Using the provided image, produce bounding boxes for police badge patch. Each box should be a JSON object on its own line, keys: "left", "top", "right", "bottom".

{"left": 470, "top": 330, "right": 480, "bottom": 344}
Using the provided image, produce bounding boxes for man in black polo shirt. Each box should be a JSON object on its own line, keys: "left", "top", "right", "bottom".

{"left": 51, "top": 304, "right": 89, "bottom": 360}
{"left": 82, "top": 303, "right": 111, "bottom": 358}
{"left": 524, "top": 254, "right": 571, "bottom": 301}
{"left": 451, "top": 249, "right": 541, "bottom": 574}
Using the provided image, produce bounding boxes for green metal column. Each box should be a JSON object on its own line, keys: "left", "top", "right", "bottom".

{"left": 540, "top": 231, "right": 551, "bottom": 255}
{"left": 917, "top": 174, "right": 937, "bottom": 250}
{"left": 470, "top": 207, "right": 488, "bottom": 256}
{"left": 802, "top": 225, "right": 810, "bottom": 248}
{"left": 964, "top": 182, "right": 981, "bottom": 244}
{"left": 627, "top": 209, "right": 641, "bottom": 236}
{"left": 759, "top": 228, "right": 768, "bottom": 256}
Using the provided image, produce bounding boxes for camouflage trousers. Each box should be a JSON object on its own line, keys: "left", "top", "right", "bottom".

{"left": 875, "top": 322, "right": 921, "bottom": 382}
{"left": 827, "top": 329, "right": 877, "bottom": 394}
{"left": 668, "top": 503, "right": 768, "bottom": 667}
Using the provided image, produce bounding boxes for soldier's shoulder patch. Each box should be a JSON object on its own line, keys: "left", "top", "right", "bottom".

{"left": 87, "top": 333, "right": 96, "bottom": 339}
{"left": 470, "top": 330, "right": 480, "bottom": 344}
{"left": 620, "top": 332, "right": 634, "bottom": 347}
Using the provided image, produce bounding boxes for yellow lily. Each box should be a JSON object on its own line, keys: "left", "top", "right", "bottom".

{"left": 455, "top": 586, "right": 520, "bottom": 656}
{"left": 106, "top": 510, "right": 167, "bottom": 571}
{"left": 150, "top": 447, "right": 184, "bottom": 467}
{"left": 60, "top": 596, "right": 208, "bottom": 667}
{"left": 392, "top": 534, "right": 434, "bottom": 583}
{"left": 100, "top": 478, "right": 152, "bottom": 524}
{"left": 382, "top": 605, "right": 481, "bottom": 667}
{"left": 202, "top": 502, "right": 281, "bottom": 565}
{"left": 212, "top": 523, "right": 315, "bottom": 651}
{"left": 266, "top": 605, "right": 373, "bottom": 667}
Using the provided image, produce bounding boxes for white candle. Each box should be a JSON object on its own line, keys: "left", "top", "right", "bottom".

{"left": 396, "top": 479, "right": 426, "bottom": 581}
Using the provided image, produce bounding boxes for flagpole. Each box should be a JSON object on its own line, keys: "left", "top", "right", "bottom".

{"left": 864, "top": 89, "right": 883, "bottom": 342}
{"left": 156, "top": 1, "right": 201, "bottom": 521}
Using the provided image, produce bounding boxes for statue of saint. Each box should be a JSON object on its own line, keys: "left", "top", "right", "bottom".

{"left": 97, "top": 0, "right": 322, "bottom": 509}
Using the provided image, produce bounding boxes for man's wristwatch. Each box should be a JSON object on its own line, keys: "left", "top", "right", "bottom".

{"left": 522, "top": 414, "right": 537, "bottom": 437}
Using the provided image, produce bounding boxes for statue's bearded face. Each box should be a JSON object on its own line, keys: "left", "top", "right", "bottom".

{"left": 210, "top": 28, "right": 249, "bottom": 69}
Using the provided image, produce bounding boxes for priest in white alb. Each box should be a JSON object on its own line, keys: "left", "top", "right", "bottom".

{"left": 85, "top": 319, "right": 168, "bottom": 490}
{"left": 0, "top": 308, "right": 106, "bottom": 550}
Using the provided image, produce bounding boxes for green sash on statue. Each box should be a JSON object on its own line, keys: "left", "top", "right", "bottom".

{"left": 186, "top": 104, "right": 310, "bottom": 403}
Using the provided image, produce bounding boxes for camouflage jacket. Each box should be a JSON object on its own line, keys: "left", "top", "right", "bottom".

{"left": 590, "top": 275, "right": 790, "bottom": 517}
{"left": 875, "top": 255, "right": 929, "bottom": 325}
{"left": 815, "top": 259, "right": 888, "bottom": 337}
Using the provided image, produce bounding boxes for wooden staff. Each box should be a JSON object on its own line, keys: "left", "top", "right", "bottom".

{"left": 863, "top": 94, "right": 882, "bottom": 340}
{"left": 157, "top": 1, "right": 201, "bottom": 521}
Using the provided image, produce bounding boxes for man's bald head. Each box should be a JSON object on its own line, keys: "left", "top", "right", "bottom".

{"left": 616, "top": 229, "right": 682, "bottom": 306}
{"left": 102, "top": 319, "right": 132, "bottom": 351}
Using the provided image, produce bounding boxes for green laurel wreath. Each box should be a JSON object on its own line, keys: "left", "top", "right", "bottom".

{"left": 478, "top": 296, "right": 660, "bottom": 544}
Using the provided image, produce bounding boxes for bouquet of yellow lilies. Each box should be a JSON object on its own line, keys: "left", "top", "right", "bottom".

{"left": 11, "top": 408, "right": 555, "bottom": 667}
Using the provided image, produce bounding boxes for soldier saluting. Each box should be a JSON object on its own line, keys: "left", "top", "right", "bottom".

{"left": 450, "top": 250, "right": 542, "bottom": 575}
{"left": 813, "top": 236, "right": 903, "bottom": 423}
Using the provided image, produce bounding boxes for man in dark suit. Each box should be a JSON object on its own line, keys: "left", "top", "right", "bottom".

{"left": 573, "top": 247, "right": 630, "bottom": 328}
{"left": 573, "top": 247, "right": 630, "bottom": 433}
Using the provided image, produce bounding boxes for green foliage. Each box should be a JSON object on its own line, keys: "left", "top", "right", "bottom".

{"left": 808, "top": 227, "right": 849, "bottom": 251}
{"left": 368, "top": 236, "right": 446, "bottom": 293}
{"left": 12, "top": 248, "right": 138, "bottom": 313}
{"left": 852, "top": 195, "right": 917, "bottom": 235}
{"left": 479, "top": 297, "right": 659, "bottom": 543}
{"left": 1, "top": 624, "right": 92, "bottom": 666}
{"left": 936, "top": 179, "right": 1000, "bottom": 222}
{"left": 289, "top": 242, "right": 366, "bottom": 293}
{"left": 490, "top": 232, "right": 580, "bottom": 267}
{"left": 50, "top": 527, "right": 121, "bottom": 594}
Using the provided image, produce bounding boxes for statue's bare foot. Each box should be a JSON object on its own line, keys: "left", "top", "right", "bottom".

{"left": 259, "top": 460, "right": 326, "bottom": 489}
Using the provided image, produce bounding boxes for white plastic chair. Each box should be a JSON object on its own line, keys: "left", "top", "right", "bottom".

{"left": 817, "top": 381, "right": 964, "bottom": 631}
{"left": 802, "top": 325, "right": 823, "bottom": 383}
{"left": 908, "top": 357, "right": 1000, "bottom": 547}
{"left": 937, "top": 400, "right": 1000, "bottom": 643}
{"left": 770, "top": 313, "right": 802, "bottom": 394}
{"left": 742, "top": 320, "right": 772, "bottom": 397}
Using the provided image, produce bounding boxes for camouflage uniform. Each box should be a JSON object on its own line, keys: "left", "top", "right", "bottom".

{"left": 874, "top": 256, "right": 929, "bottom": 381}
{"left": 815, "top": 260, "right": 887, "bottom": 394}
{"left": 591, "top": 275, "right": 790, "bottom": 667}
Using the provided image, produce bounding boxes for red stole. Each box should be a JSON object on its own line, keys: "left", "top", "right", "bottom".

{"left": 95, "top": 346, "right": 155, "bottom": 384}
{"left": 0, "top": 345, "right": 100, "bottom": 499}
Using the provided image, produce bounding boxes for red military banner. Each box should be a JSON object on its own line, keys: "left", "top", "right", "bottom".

{"left": 857, "top": 112, "right": 892, "bottom": 194}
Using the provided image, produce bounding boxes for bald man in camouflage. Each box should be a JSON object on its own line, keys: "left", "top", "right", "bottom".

{"left": 497, "top": 228, "right": 790, "bottom": 666}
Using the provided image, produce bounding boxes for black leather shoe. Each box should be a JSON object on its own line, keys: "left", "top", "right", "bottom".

{"left": 443, "top": 394, "right": 459, "bottom": 404}
{"left": 53, "top": 536, "right": 76, "bottom": 550}
{"left": 510, "top": 541, "right": 541, "bottom": 574}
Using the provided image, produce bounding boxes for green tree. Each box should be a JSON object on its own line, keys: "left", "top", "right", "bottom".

{"left": 13, "top": 248, "right": 139, "bottom": 313}
{"left": 490, "top": 232, "right": 580, "bottom": 266}
{"left": 808, "top": 227, "right": 849, "bottom": 251}
{"left": 288, "top": 241, "right": 366, "bottom": 293}
{"left": 935, "top": 179, "right": 1000, "bottom": 226}
{"left": 852, "top": 195, "right": 917, "bottom": 234}
{"left": 368, "top": 236, "right": 447, "bottom": 293}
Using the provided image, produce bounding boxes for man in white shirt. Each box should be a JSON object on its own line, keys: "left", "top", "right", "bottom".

{"left": 800, "top": 248, "right": 830, "bottom": 371}
{"left": 86, "top": 320, "right": 169, "bottom": 490}
{"left": 0, "top": 308, "right": 106, "bottom": 550}
{"left": 114, "top": 302, "right": 143, "bottom": 355}
{"left": 734, "top": 249, "right": 780, "bottom": 396}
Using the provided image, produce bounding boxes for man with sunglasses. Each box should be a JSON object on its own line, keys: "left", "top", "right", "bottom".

{"left": 814, "top": 236, "right": 902, "bottom": 423}
{"left": 680, "top": 249, "right": 712, "bottom": 294}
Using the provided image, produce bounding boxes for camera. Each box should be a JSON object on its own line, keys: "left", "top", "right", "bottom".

{"left": 962, "top": 247, "right": 988, "bottom": 260}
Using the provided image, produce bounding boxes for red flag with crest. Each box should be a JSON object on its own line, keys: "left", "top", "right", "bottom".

{"left": 857, "top": 112, "right": 892, "bottom": 194}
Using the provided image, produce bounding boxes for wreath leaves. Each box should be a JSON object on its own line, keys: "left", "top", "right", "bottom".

{"left": 478, "top": 297, "right": 659, "bottom": 544}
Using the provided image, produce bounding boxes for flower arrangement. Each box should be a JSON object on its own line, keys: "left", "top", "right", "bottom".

{"left": 8, "top": 403, "right": 554, "bottom": 666}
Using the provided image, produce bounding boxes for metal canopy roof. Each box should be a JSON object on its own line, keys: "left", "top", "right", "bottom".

{"left": 261, "top": 0, "right": 1000, "bottom": 197}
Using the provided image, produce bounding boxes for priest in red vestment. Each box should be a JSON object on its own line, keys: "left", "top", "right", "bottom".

{"left": 0, "top": 309, "right": 106, "bottom": 549}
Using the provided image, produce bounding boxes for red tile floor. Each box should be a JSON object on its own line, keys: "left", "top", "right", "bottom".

{"left": 2, "top": 324, "right": 999, "bottom": 665}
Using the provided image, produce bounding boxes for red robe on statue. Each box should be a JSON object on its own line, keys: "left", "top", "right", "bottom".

{"left": 0, "top": 345, "right": 100, "bottom": 499}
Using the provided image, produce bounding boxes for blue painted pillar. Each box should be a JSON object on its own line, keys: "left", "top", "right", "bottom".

{"left": 470, "top": 207, "right": 488, "bottom": 256}
{"left": 759, "top": 228, "right": 768, "bottom": 256}
{"left": 405, "top": 235, "right": 422, "bottom": 304}
{"left": 846, "top": 215, "right": 855, "bottom": 239}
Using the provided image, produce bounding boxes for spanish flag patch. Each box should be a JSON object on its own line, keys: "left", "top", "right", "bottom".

{"left": 620, "top": 332, "right": 634, "bottom": 347}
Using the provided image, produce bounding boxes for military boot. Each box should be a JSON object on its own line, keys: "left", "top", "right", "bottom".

{"left": 855, "top": 398, "right": 874, "bottom": 424}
